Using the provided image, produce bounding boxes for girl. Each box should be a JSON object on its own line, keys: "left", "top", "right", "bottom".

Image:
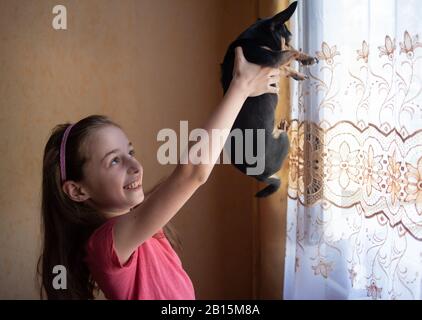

{"left": 38, "top": 47, "right": 280, "bottom": 299}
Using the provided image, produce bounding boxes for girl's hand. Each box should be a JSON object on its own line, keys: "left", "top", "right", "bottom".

{"left": 231, "top": 46, "right": 280, "bottom": 97}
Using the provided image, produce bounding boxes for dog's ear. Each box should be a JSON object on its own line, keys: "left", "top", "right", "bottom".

{"left": 271, "top": 1, "right": 297, "bottom": 25}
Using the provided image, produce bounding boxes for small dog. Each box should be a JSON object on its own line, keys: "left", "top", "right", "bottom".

{"left": 220, "top": 1, "right": 317, "bottom": 197}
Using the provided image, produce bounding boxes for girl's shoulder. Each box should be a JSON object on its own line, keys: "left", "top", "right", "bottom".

{"left": 89, "top": 215, "right": 164, "bottom": 244}
{"left": 85, "top": 216, "right": 138, "bottom": 272}
{"left": 85, "top": 216, "right": 167, "bottom": 271}
{"left": 90, "top": 216, "right": 118, "bottom": 241}
{"left": 85, "top": 216, "right": 118, "bottom": 255}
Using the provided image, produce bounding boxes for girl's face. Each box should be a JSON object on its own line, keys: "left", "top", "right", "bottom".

{"left": 81, "top": 125, "right": 144, "bottom": 218}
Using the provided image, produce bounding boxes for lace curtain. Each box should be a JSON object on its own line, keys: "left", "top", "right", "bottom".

{"left": 283, "top": 0, "right": 422, "bottom": 299}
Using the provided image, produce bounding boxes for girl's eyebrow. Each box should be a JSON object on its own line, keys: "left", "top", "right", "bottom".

{"left": 101, "top": 142, "right": 133, "bottom": 163}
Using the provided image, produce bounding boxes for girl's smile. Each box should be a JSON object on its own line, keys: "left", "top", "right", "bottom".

{"left": 123, "top": 179, "right": 142, "bottom": 190}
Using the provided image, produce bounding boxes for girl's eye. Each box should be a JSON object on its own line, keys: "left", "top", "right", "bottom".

{"left": 110, "top": 150, "right": 136, "bottom": 166}
{"left": 111, "top": 157, "right": 120, "bottom": 165}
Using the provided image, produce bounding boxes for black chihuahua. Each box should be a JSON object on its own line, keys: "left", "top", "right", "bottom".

{"left": 220, "top": 1, "right": 317, "bottom": 197}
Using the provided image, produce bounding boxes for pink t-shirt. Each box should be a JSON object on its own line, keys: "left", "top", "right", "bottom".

{"left": 84, "top": 217, "right": 195, "bottom": 300}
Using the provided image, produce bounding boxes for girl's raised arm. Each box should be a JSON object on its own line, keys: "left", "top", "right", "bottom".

{"left": 113, "top": 47, "right": 280, "bottom": 264}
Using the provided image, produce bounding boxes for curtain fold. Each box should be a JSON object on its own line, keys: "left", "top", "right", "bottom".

{"left": 284, "top": 0, "right": 422, "bottom": 300}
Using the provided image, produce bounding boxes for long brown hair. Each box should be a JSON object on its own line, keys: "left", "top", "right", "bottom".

{"left": 37, "top": 115, "right": 181, "bottom": 300}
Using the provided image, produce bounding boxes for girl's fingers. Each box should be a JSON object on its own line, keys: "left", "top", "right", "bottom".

{"left": 267, "top": 82, "right": 280, "bottom": 94}
{"left": 233, "top": 47, "right": 247, "bottom": 77}
{"left": 235, "top": 47, "right": 245, "bottom": 65}
{"left": 271, "top": 85, "right": 279, "bottom": 94}
{"left": 268, "top": 70, "right": 280, "bottom": 94}
{"left": 233, "top": 48, "right": 239, "bottom": 73}
{"left": 269, "top": 78, "right": 280, "bottom": 87}
{"left": 268, "top": 68, "right": 281, "bottom": 77}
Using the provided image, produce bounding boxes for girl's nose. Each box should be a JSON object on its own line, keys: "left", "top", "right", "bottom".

{"left": 128, "top": 157, "right": 142, "bottom": 175}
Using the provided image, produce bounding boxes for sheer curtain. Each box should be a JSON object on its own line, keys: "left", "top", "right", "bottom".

{"left": 284, "top": 0, "right": 422, "bottom": 299}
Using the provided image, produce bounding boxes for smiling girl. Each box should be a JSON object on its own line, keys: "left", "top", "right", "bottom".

{"left": 38, "top": 47, "right": 280, "bottom": 299}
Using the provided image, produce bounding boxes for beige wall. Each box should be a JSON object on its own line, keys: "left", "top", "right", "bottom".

{"left": 0, "top": 0, "right": 286, "bottom": 299}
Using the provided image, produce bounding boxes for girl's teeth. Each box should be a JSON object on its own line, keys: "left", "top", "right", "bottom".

{"left": 125, "top": 181, "right": 140, "bottom": 189}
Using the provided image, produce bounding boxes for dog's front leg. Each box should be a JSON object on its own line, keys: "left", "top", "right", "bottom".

{"left": 278, "top": 50, "right": 301, "bottom": 66}
{"left": 288, "top": 46, "right": 318, "bottom": 65}
{"left": 281, "top": 66, "right": 308, "bottom": 81}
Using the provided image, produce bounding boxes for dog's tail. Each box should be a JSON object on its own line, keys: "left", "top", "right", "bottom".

{"left": 255, "top": 174, "right": 281, "bottom": 198}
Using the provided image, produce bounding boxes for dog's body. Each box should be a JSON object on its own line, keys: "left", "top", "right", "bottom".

{"left": 220, "top": 1, "right": 317, "bottom": 197}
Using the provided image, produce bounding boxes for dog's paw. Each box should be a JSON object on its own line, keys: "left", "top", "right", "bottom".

{"left": 277, "top": 120, "right": 290, "bottom": 132}
{"left": 291, "top": 73, "right": 309, "bottom": 81}
{"left": 300, "top": 56, "right": 318, "bottom": 66}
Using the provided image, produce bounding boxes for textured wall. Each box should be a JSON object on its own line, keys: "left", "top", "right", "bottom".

{"left": 0, "top": 0, "right": 260, "bottom": 299}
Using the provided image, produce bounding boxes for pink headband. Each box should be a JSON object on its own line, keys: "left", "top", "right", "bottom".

{"left": 60, "top": 124, "right": 75, "bottom": 182}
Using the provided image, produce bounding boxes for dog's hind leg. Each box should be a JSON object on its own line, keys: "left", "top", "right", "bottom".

{"left": 255, "top": 174, "right": 281, "bottom": 197}
{"left": 277, "top": 119, "right": 290, "bottom": 132}
{"left": 272, "top": 127, "right": 283, "bottom": 139}
{"left": 272, "top": 120, "right": 289, "bottom": 139}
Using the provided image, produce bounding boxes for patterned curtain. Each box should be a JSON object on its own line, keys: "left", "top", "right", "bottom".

{"left": 284, "top": 0, "right": 422, "bottom": 300}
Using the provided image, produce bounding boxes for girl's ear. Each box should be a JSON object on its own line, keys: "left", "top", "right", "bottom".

{"left": 62, "top": 181, "right": 90, "bottom": 202}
